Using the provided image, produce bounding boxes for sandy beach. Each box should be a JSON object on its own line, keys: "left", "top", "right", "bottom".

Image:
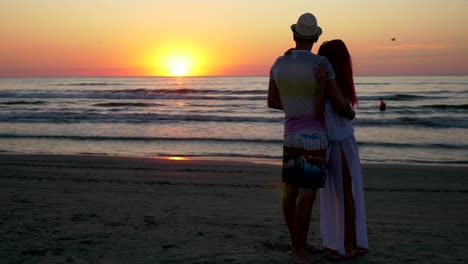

{"left": 1, "top": 154, "right": 467, "bottom": 264}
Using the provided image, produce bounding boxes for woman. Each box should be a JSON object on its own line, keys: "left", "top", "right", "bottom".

{"left": 317, "top": 39, "right": 369, "bottom": 261}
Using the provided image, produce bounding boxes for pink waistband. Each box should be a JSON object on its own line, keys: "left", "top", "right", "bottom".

{"left": 284, "top": 116, "right": 326, "bottom": 136}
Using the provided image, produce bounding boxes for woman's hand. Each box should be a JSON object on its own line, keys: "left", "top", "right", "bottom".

{"left": 284, "top": 48, "right": 294, "bottom": 55}
{"left": 314, "top": 63, "right": 328, "bottom": 87}
{"left": 346, "top": 100, "right": 356, "bottom": 120}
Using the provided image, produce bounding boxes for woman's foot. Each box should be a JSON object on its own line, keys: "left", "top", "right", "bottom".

{"left": 324, "top": 250, "right": 356, "bottom": 262}
{"left": 307, "top": 244, "right": 323, "bottom": 254}
{"left": 355, "top": 247, "right": 369, "bottom": 256}
{"left": 322, "top": 247, "right": 332, "bottom": 253}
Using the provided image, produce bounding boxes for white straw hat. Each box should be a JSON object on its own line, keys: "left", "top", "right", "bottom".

{"left": 291, "top": 13, "right": 322, "bottom": 39}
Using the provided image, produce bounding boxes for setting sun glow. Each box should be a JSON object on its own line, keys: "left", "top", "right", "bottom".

{"left": 1, "top": 1, "right": 467, "bottom": 76}
{"left": 167, "top": 56, "right": 192, "bottom": 76}
{"left": 148, "top": 44, "right": 210, "bottom": 77}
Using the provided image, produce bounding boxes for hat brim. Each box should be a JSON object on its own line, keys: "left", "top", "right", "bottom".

{"left": 291, "top": 24, "right": 322, "bottom": 39}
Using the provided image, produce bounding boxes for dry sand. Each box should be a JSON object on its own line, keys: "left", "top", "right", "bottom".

{"left": 1, "top": 154, "right": 467, "bottom": 264}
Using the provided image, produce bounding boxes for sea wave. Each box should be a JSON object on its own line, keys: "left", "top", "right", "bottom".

{"left": 356, "top": 81, "right": 468, "bottom": 86}
{"left": 375, "top": 104, "right": 468, "bottom": 114}
{"left": 1, "top": 133, "right": 466, "bottom": 151}
{"left": 355, "top": 104, "right": 468, "bottom": 114}
{"left": 358, "top": 142, "right": 468, "bottom": 150}
{"left": 353, "top": 116, "right": 468, "bottom": 128}
{"left": 0, "top": 134, "right": 282, "bottom": 144}
{"left": 92, "top": 102, "right": 164, "bottom": 107}
{"left": 358, "top": 94, "right": 440, "bottom": 101}
{"left": 54, "top": 83, "right": 127, "bottom": 86}
{"left": 423, "top": 104, "right": 468, "bottom": 110}
{"left": 1, "top": 111, "right": 467, "bottom": 128}
{"left": 2, "top": 88, "right": 463, "bottom": 103}
{"left": 355, "top": 82, "right": 392, "bottom": 86}
{"left": 0, "top": 91, "right": 265, "bottom": 101}
{"left": 107, "top": 88, "right": 266, "bottom": 95}
{"left": 413, "top": 81, "right": 468, "bottom": 86}
{"left": 0, "top": 100, "right": 46, "bottom": 105}
{"left": 0, "top": 112, "right": 282, "bottom": 123}
{"left": 363, "top": 157, "right": 468, "bottom": 165}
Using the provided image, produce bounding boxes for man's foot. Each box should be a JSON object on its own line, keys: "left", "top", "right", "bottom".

{"left": 292, "top": 249, "right": 316, "bottom": 264}
{"left": 307, "top": 244, "right": 322, "bottom": 254}
{"left": 292, "top": 252, "right": 316, "bottom": 264}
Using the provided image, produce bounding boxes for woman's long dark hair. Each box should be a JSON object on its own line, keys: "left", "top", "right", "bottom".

{"left": 318, "top": 39, "right": 357, "bottom": 106}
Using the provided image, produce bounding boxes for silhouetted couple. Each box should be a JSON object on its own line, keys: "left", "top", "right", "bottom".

{"left": 268, "top": 13, "right": 368, "bottom": 263}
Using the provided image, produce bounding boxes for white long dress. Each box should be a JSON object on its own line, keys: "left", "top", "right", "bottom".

{"left": 320, "top": 101, "right": 368, "bottom": 255}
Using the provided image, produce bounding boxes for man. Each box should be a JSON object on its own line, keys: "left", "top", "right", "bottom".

{"left": 268, "top": 13, "right": 354, "bottom": 263}
{"left": 379, "top": 98, "right": 386, "bottom": 111}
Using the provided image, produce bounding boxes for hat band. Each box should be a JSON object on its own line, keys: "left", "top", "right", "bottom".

{"left": 292, "top": 25, "right": 321, "bottom": 39}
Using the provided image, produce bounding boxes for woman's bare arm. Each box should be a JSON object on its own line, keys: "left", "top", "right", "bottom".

{"left": 325, "top": 79, "right": 355, "bottom": 119}
{"left": 315, "top": 64, "right": 355, "bottom": 119}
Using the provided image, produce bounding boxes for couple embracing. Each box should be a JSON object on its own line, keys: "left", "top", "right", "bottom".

{"left": 267, "top": 13, "right": 369, "bottom": 263}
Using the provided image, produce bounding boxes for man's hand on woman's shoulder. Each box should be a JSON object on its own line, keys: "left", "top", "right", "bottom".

{"left": 284, "top": 48, "right": 294, "bottom": 55}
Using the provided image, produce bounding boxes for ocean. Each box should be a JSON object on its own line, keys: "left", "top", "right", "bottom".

{"left": 0, "top": 76, "right": 467, "bottom": 166}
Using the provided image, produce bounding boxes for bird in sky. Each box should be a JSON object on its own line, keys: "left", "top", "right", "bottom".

{"left": 391, "top": 37, "right": 397, "bottom": 41}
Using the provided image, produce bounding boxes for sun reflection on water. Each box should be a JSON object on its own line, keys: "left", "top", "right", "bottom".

{"left": 168, "top": 156, "right": 186, "bottom": 161}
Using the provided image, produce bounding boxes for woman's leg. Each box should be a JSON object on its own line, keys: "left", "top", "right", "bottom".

{"left": 340, "top": 144, "right": 357, "bottom": 254}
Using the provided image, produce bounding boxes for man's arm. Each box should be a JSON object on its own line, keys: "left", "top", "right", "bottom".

{"left": 325, "top": 78, "right": 355, "bottom": 119}
{"left": 268, "top": 78, "right": 283, "bottom": 110}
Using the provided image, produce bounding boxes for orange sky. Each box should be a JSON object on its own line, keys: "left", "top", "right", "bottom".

{"left": 1, "top": 0, "right": 467, "bottom": 77}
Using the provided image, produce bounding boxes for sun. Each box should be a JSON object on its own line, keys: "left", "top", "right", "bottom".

{"left": 167, "top": 56, "right": 192, "bottom": 76}
{"left": 147, "top": 44, "right": 210, "bottom": 76}
{"left": 160, "top": 49, "right": 196, "bottom": 77}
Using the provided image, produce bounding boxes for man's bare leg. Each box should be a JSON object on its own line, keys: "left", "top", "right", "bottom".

{"left": 283, "top": 183, "right": 299, "bottom": 247}
{"left": 293, "top": 188, "right": 316, "bottom": 260}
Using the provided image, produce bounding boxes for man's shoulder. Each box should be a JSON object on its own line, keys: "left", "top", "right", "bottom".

{"left": 274, "top": 52, "right": 320, "bottom": 62}
{"left": 274, "top": 54, "right": 287, "bottom": 62}
{"left": 271, "top": 52, "right": 328, "bottom": 71}
{"left": 271, "top": 55, "right": 288, "bottom": 69}
{"left": 301, "top": 52, "right": 325, "bottom": 61}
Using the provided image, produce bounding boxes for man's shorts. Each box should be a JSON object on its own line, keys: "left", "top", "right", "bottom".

{"left": 282, "top": 133, "right": 329, "bottom": 189}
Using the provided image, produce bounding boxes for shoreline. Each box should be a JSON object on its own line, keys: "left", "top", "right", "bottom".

{"left": 1, "top": 151, "right": 467, "bottom": 168}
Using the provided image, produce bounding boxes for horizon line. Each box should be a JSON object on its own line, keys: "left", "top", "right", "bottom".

{"left": 1, "top": 73, "right": 468, "bottom": 78}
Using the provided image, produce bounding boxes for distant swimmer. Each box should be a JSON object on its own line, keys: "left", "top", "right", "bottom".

{"left": 379, "top": 98, "right": 386, "bottom": 111}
